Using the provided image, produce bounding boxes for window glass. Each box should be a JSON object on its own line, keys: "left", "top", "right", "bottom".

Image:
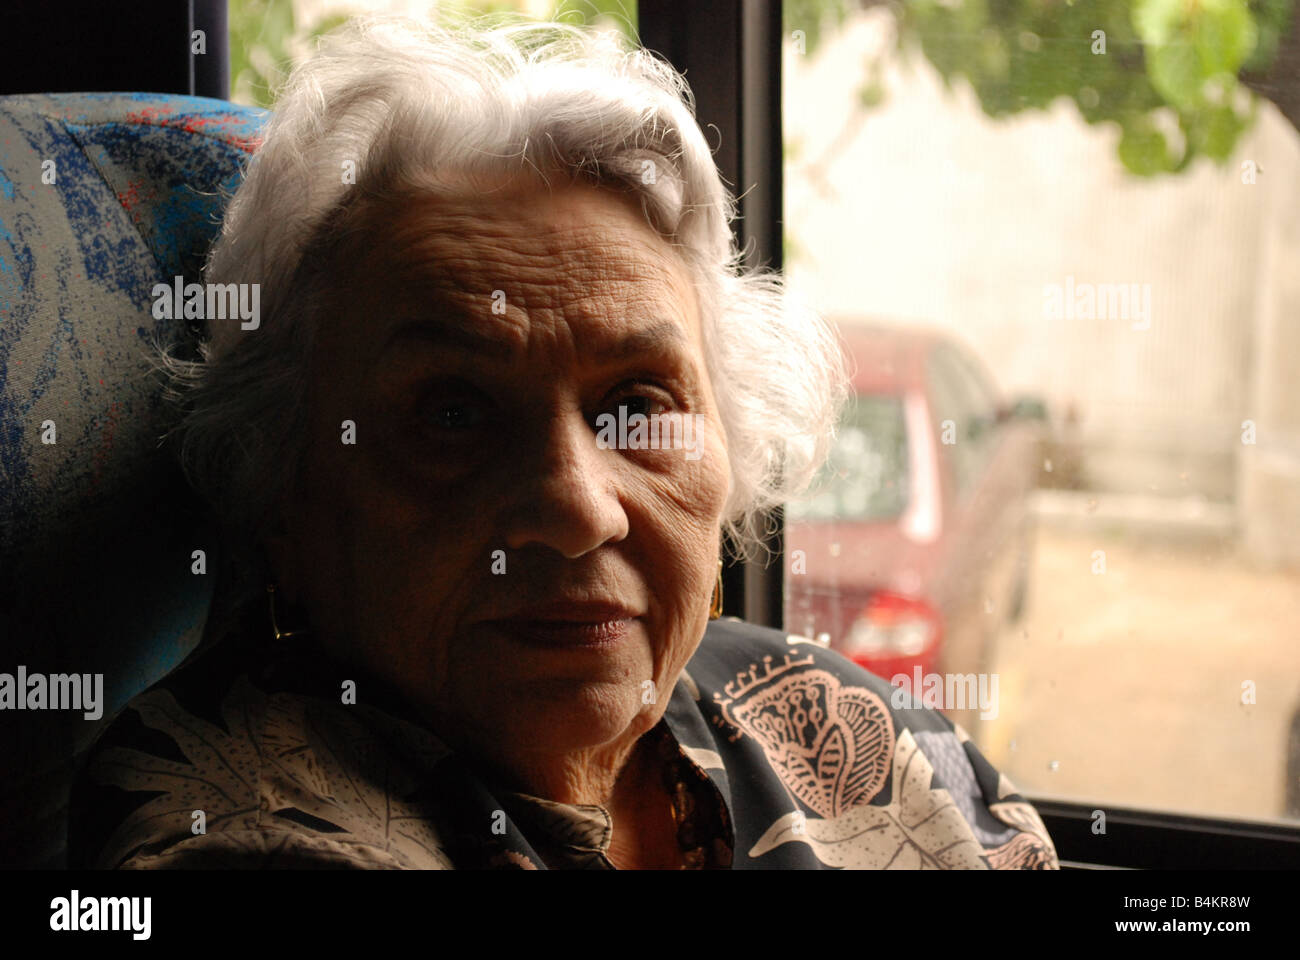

{"left": 926, "top": 346, "right": 986, "bottom": 495}
{"left": 788, "top": 393, "right": 910, "bottom": 522}
{"left": 946, "top": 342, "right": 1001, "bottom": 425}
{"left": 782, "top": 0, "right": 1300, "bottom": 825}
{"left": 227, "top": 0, "right": 637, "bottom": 107}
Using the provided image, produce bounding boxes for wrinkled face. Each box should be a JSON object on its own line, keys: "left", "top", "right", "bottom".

{"left": 270, "top": 174, "right": 731, "bottom": 780}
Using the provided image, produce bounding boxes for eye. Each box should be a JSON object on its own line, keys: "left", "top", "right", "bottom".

{"left": 416, "top": 381, "right": 491, "bottom": 433}
{"left": 432, "top": 403, "right": 483, "bottom": 430}
{"left": 604, "top": 382, "right": 674, "bottom": 421}
{"left": 613, "top": 394, "right": 666, "bottom": 419}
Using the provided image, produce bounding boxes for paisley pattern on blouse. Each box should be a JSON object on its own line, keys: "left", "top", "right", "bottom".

{"left": 68, "top": 615, "right": 1058, "bottom": 870}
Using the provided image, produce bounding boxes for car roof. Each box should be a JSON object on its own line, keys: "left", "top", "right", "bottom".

{"left": 832, "top": 321, "right": 945, "bottom": 394}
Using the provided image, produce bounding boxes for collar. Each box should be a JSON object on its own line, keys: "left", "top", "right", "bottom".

{"left": 496, "top": 667, "right": 736, "bottom": 868}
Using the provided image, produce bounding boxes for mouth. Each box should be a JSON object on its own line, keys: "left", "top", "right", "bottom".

{"left": 496, "top": 619, "right": 634, "bottom": 649}
{"left": 486, "top": 601, "right": 641, "bottom": 650}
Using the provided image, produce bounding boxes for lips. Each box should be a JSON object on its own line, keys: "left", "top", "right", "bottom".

{"left": 486, "top": 600, "right": 640, "bottom": 649}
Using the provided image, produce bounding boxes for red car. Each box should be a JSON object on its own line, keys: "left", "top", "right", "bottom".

{"left": 785, "top": 323, "right": 1042, "bottom": 704}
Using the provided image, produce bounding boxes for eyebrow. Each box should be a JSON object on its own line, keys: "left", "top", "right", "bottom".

{"left": 383, "top": 315, "right": 691, "bottom": 363}
{"left": 384, "top": 313, "right": 516, "bottom": 359}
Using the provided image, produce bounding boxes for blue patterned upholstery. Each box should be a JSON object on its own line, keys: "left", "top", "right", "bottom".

{"left": 0, "top": 93, "right": 267, "bottom": 868}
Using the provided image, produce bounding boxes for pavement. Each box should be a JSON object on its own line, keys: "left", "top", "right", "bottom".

{"left": 960, "top": 520, "right": 1300, "bottom": 824}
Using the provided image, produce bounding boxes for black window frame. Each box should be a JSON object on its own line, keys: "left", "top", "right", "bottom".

{"left": 0, "top": 1, "right": 228, "bottom": 100}
{"left": 640, "top": 0, "right": 785, "bottom": 630}
{"left": 638, "top": 0, "right": 1300, "bottom": 870}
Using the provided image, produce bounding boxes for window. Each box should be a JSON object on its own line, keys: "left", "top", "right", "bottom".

{"left": 787, "top": 393, "right": 910, "bottom": 522}
{"left": 927, "top": 344, "right": 993, "bottom": 495}
{"left": 775, "top": 0, "right": 1300, "bottom": 851}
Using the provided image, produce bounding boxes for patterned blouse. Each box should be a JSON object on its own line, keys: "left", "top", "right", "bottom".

{"left": 69, "top": 614, "right": 1059, "bottom": 870}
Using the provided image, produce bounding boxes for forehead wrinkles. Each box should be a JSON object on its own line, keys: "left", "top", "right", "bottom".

{"left": 401, "top": 193, "right": 678, "bottom": 279}
{"left": 345, "top": 188, "right": 699, "bottom": 349}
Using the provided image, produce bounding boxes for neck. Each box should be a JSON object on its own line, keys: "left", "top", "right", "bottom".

{"left": 505, "top": 736, "right": 643, "bottom": 807}
{"left": 604, "top": 730, "right": 682, "bottom": 869}
{"left": 471, "top": 720, "right": 682, "bottom": 869}
{"left": 456, "top": 708, "right": 660, "bottom": 807}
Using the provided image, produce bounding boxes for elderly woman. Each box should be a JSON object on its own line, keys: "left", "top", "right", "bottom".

{"left": 69, "top": 18, "right": 1057, "bottom": 870}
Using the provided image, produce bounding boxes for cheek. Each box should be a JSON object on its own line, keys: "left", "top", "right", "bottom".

{"left": 639, "top": 418, "right": 731, "bottom": 537}
{"left": 345, "top": 468, "right": 483, "bottom": 635}
{"left": 290, "top": 432, "right": 485, "bottom": 692}
{"left": 632, "top": 422, "right": 731, "bottom": 616}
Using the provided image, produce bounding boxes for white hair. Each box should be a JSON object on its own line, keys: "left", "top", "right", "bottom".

{"left": 168, "top": 15, "right": 847, "bottom": 568}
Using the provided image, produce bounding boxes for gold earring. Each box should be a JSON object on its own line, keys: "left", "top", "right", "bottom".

{"left": 267, "top": 583, "right": 310, "bottom": 641}
{"left": 709, "top": 559, "right": 724, "bottom": 620}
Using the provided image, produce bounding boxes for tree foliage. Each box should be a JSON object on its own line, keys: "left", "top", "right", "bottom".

{"left": 228, "top": 0, "right": 638, "bottom": 109}
{"left": 229, "top": 0, "right": 350, "bottom": 107}
{"left": 784, "top": 0, "right": 1296, "bottom": 176}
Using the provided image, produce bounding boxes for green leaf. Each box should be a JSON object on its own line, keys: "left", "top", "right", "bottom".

{"left": 1118, "top": 118, "right": 1172, "bottom": 175}
{"left": 1134, "top": 0, "right": 1185, "bottom": 45}
{"left": 1200, "top": 101, "right": 1249, "bottom": 159}
{"left": 1147, "top": 36, "right": 1203, "bottom": 107}
{"left": 1195, "top": 0, "right": 1258, "bottom": 75}
{"left": 1243, "top": 0, "right": 1293, "bottom": 71}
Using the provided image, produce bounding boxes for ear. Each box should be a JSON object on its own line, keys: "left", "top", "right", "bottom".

{"left": 262, "top": 502, "right": 302, "bottom": 604}
{"left": 264, "top": 534, "right": 294, "bottom": 597}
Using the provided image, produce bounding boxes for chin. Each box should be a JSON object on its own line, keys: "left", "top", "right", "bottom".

{"left": 508, "top": 679, "right": 646, "bottom": 754}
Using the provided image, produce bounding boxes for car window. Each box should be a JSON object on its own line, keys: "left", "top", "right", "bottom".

{"left": 787, "top": 393, "right": 909, "bottom": 522}
{"left": 927, "top": 344, "right": 990, "bottom": 495}
{"left": 946, "top": 342, "right": 1002, "bottom": 425}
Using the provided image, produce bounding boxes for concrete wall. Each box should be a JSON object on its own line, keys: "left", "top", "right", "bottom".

{"left": 1238, "top": 108, "right": 1300, "bottom": 569}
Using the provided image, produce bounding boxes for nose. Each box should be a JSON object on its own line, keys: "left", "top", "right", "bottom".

{"left": 501, "top": 407, "right": 629, "bottom": 558}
